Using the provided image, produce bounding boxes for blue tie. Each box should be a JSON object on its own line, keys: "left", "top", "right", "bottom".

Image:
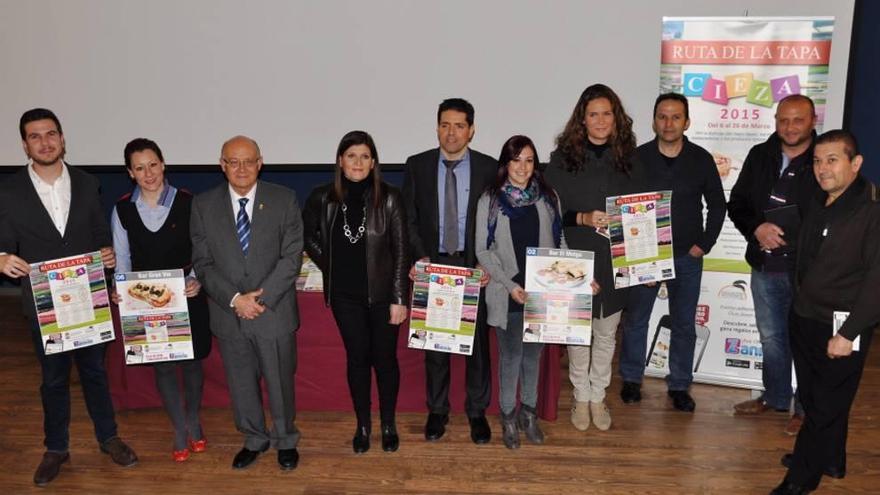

{"left": 236, "top": 198, "right": 251, "bottom": 256}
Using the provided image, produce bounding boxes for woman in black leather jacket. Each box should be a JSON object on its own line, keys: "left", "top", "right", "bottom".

{"left": 303, "top": 130, "right": 410, "bottom": 455}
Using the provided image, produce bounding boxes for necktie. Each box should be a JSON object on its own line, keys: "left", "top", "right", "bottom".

{"left": 237, "top": 198, "right": 251, "bottom": 256}
{"left": 443, "top": 159, "right": 461, "bottom": 255}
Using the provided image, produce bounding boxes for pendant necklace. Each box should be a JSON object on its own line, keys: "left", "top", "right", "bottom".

{"left": 342, "top": 203, "right": 366, "bottom": 243}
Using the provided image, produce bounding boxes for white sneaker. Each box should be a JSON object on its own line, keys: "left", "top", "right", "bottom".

{"left": 571, "top": 401, "right": 591, "bottom": 431}
{"left": 591, "top": 401, "right": 612, "bottom": 431}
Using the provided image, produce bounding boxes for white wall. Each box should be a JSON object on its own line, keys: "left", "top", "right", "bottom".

{"left": 0, "top": 0, "right": 854, "bottom": 165}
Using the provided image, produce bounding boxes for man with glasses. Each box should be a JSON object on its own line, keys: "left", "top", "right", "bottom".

{"left": 190, "top": 135, "right": 304, "bottom": 470}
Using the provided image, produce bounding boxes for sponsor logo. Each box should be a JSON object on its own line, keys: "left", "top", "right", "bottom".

{"left": 434, "top": 344, "right": 451, "bottom": 352}
{"left": 73, "top": 339, "right": 94, "bottom": 348}
{"left": 718, "top": 280, "right": 749, "bottom": 301}
{"left": 459, "top": 345, "right": 471, "bottom": 353}
{"left": 100, "top": 331, "right": 113, "bottom": 340}
{"left": 725, "top": 358, "right": 751, "bottom": 369}
{"left": 724, "top": 338, "right": 763, "bottom": 357}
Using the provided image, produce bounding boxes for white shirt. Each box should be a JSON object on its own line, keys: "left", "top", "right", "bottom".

{"left": 228, "top": 183, "right": 257, "bottom": 223}
{"left": 27, "top": 162, "right": 72, "bottom": 236}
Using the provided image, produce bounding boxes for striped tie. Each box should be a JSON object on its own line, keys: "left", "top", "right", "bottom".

{"left": 236, "top": 198, "right": 251, "bottom": 256}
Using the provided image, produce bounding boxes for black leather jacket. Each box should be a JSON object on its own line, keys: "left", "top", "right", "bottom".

{"left": 303, "top": 181, "right": 410, "bottom": 306}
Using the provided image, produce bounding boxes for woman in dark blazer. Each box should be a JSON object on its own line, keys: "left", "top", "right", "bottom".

{"left": 544, "top": 84, "right": 647, "bottom": 433}
{"left": 110, "top": 138, "right": 211, "bottom": 462}
{"left": 303, "top": 130, "right": 409, "bottom": 454}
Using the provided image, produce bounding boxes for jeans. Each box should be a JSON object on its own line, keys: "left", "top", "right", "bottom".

{"left": 619, "top": 254, "right": 703, "bottom": 391}
{"left": 495, "top": 311, "right": 544, "bottom": 415}
{"left": 751, "top": 268, "right": 794, "bottom": 410}
{"left": 29, "top": 319, "right": 118, "bottom": 452}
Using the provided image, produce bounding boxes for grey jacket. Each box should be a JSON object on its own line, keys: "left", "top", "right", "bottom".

{"left": 475, "top": 192, "right": 565, "bottom": 329}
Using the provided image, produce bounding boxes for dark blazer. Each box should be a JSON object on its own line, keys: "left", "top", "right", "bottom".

{"left": 0, "top": 165, "right": 111, "bottom": 317}
{"left": 190, "top": 180, "right": 303, "bottom": 340}
{"left": 402, "top": 147, "right": 497, "bottom": 267}
{"left": 302, "top": 181, "right": 410, "bottom": 306}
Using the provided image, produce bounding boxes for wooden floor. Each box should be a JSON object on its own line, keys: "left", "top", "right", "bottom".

{"left": 0, "top": 295, "right": 877, "bottom": 494}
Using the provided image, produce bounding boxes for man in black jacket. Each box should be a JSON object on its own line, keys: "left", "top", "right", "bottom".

{"left": 771, "top": 130, "right": 879, "bottom": 494}
{"left": 728, "top": 95, "right": 817, "bottom": 432}
{"left": 402, "top": 98, "right": 496, "bottom": 444}
{"left": 0, "top": 108, "right": 137, "bottom": 486}
{"left": 618, "top": 93, "right": 725, "bottom": 412}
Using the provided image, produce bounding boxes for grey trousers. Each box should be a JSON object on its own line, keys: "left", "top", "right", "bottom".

{"left": 153, "top": 359, "right": 204, "bottom": 450}
{"left": 567, "top": 310, "right": 622, "bottom": 403}
{"left": 496, "top": 311, "right": 544, "bottom": 415}
{"left": 217, "top": 330, "right": 300, "bottom": 450}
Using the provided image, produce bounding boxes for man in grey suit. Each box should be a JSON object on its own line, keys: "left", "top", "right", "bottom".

{"left": 190, "top": 135, "right": 303, "bottom": 470}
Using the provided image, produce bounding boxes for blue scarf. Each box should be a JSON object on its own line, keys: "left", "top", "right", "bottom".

{"left": 486, "top": 179, "right": 562, "bottom": 249}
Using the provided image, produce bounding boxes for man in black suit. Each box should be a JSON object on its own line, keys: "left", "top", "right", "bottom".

{"left": 402, "top": 98, "right": 497, "bottom": 443}
{"left": 0, "top": 108, "right": 138, "bottom": 486}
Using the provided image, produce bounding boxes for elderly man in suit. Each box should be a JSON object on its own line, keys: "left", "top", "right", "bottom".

{"left": 402, "top": 98, "right": 497, "bottom": 444}
{"left": 0, "top": 108, "right": 137, "bottom": 486}
{"left": 190, "top": 135, "right": 303, "bottom": 470}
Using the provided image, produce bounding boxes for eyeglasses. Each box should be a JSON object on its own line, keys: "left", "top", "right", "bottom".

{"left": 222, "top": 158, "right": 261, "bottom": 170}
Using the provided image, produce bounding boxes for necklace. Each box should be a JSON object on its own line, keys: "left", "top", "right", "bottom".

{"left": 341, "top": 203, "right": 366, "bottom": 244}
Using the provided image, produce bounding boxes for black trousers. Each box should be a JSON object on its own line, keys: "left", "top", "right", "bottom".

{"left": 786, "top": 312, "right": 873, "bottom": 489}
{"left": 330, "top": 295, "right": 401, "bottom": 428}
{"left": 424, "top": 255, "right": 491, "bottom": 417}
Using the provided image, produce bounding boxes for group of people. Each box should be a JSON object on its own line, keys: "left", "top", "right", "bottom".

{"left": 0, "top": 84, "right": 876, "bottom": 494}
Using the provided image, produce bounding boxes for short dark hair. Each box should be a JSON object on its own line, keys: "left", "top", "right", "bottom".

{"left": 123, "top": 138, "right": 165, "bottom": 169}
{"left": 653, "top": 93, "right": 690, "bottom": 120}
{"left": 815, "top": 129, "right": 860, "bottom": 160}
{"left": 777, "top": 94, "right": 816, "bottom": 116}
{"left": 437, "top": 98, "right": 475, "bottom": 126}
{"left": 334, "top": 130, "right": 383, "bottom": 208}
{"left": 20, "top": 108, "right": 63, "bottom": 140}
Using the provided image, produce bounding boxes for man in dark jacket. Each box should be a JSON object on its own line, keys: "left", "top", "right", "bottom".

{"left": 771, "top": 130, "right": 879, "bottom": 494}
{"left": 618, "top": 93, "right": 725, "bottom": 412}
{"left": 0, "top": 108, "right": 137, "bottom": 486}
{"left": 402, "top": 98, "right": 496, "bottom": 444}
{"left": 728, "top": 95, "right": 817, "bottom": 432}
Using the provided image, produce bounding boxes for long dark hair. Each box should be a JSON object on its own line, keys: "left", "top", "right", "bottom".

{"left": 333, "top": 130, "right": 383, "bottom": 208}
{"left": 554, "top": 83, "right": 636, "bottom": 174}
{"left": 487, "top": 135, "right": 557, "bottom": 204}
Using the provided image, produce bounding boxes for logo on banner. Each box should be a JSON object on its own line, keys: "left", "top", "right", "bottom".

{"left": 718, "top": 280, "right": 749, "bottom": 301}
{"left": 724, "top": 338, "right": 762, "bottom": 357}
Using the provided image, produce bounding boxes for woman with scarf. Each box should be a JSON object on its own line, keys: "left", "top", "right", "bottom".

{"left": 476, "top": 135, "right": 582, "bottom": 449}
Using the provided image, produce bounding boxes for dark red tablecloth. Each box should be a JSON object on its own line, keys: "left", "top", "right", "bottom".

{"left": 107, "top": 292, "right": 561, "bottom": 420}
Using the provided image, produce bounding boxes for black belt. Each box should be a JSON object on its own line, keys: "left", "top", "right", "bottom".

{"left": 437, "top": 251, "right": 464, "bottom": 258}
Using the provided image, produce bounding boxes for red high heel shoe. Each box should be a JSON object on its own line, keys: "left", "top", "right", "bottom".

{"left": 172, "top": 448, "right": 191, "bottom": 462}
{"left": 189, "top": 437, "right": 207, "bottom": 453}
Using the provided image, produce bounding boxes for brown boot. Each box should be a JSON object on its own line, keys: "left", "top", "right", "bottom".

{"left": 100, "top": 437, "right": 138, "bottom": 467}
{"left": 571, "top": 401, "right": 591, "bottom": 431}
{"left": 34, "top": 451, "right": 69, "bottom": 486}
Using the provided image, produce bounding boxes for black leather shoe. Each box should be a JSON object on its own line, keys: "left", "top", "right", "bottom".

{"left": 469, "top": 415, "right": 491, "bottom": 444}
{"left": 668, "top": 390, "right": 696, "bottom": 412}
{"left": 34, "top": 451, "right": 70, "bottom": 486}
{"left": 620, "top": 381, "right": 642, "bottom": 404}
{"left": 770, "top": 479, "right": 813, "bottom": 494}
{"left": 278, "top": 448, "right": 299, "bottom": 470}
{"left": 424, "top": 413, "right": 449, "bottom": 441}
{"left": 781, "top": 453, "right": 845, "bottom": 479}
{"left": 352, "top": 426, "right": 370, "bottom": 454}
{"left": 381, "top": 423, "right": 399, "bottom": 452}
{"left": 232, "top": 446, "right": 267, "bottom": 469}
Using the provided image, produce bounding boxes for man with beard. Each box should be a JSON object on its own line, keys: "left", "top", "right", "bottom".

{"left": 0, "top": 108, "right": 138, "bottom": 486}
{"left": 728, "top": 95, "right": 817, "bottom": 434}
